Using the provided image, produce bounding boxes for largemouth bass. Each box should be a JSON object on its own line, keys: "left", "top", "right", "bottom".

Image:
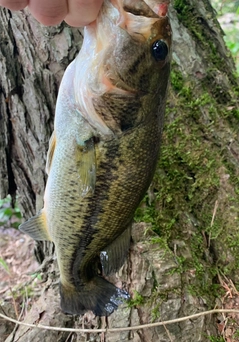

{"left": 20, "top": 0, "right": 171, "bottom": 316}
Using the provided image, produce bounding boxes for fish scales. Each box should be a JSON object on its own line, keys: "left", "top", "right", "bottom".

{"left": 20, "top": 0, "right": 172, "bottom": 316}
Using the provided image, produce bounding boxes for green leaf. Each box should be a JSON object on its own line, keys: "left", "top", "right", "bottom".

{"left": 3, "top": 208, "right": 14, "bottom": 217}
{"left": 0, "top": 258, "right": 9, "bottom": 273}
{"left": 15, "top": 211, "right": 22, "bottom": 219}
{"left": 12, "top": 222, "right": 20, "bottom": 228}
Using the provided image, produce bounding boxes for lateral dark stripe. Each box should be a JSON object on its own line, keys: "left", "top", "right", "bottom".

{"left": 70, "top": 140, "right": 120, "bottom": 286}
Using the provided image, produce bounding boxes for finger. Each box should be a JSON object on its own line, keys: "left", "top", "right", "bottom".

{"left": 0, "top": 0, "right": 28, "bottom": 11}
{"left": 28, "top": 0, "right": 68, "bottom": 26}
{"left": 64, "top": 0, "right": 103, "bottom": 27}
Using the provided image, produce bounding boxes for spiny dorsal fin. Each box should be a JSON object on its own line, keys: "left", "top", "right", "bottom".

{"left": 45, "top": 131, "right": 56, "bottom": 175}
{"left": 19, "top": 210, "right": 51, "bottom": 241}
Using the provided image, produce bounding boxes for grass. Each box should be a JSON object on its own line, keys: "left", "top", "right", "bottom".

{"left": 0, "top": 195, "right": 22, "bottom": 228}
{"left": 0, "top": 257, "right": 10, "bottom": 274}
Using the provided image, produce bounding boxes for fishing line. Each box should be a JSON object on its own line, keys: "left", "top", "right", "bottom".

{"left": 0, "top": 309, "right": 238, "bottom": 334}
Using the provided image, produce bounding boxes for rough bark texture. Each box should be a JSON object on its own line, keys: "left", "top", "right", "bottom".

{"left": 1, "top": 0, "right": 239, "bottom": 341}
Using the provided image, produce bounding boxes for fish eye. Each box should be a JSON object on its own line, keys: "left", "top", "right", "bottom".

{"left": 151, "top": 40, "right": 168, "bottom": 61}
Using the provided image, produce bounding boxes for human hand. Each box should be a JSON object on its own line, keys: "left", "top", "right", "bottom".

{"left": 0, "top": 0, "right": 103, "bottom": 26}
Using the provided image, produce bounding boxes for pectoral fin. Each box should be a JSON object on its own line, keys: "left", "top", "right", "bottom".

{"left": 45, "top": 131, "right": 56, "bottom": 175}
{"left": 75, "top": 137, "right": 96, "bottom": 197}
{"left": 100, "top": 224, "right": 131, "bottom": 275}
{"left": 19, "top": 210, "right": 51, "bottom": 241}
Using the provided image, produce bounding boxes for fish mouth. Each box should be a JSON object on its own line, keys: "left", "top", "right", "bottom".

{"left": 122, "top": 1, "right": 159, "bottom": 18}
{"left": 122, "top": 0, "right": 169, "bottom": 18}
{"left": 98, "top": 1, "right": 171, "bottom": 96}
{"left": 111, "top": 0, "right": 170, "bottom": 43}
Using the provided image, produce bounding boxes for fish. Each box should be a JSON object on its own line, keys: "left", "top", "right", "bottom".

{"left": 19, "top": 0, "right": 171, "bottom": 316}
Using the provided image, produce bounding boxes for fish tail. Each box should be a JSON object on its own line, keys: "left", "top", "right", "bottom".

{"left": 60, "top": 277, "right": 129, "bottom": 316}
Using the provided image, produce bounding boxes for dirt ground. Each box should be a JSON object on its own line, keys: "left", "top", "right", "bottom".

{"left": 0, "top": 225, "right": 40, "bottom": 341}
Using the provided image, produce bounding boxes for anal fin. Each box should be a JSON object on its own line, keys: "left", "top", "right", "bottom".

{"left": 100, "top": 224, "right": 131, "bottom": 276}
{"left": 19, "top": 210, "right": 51, "bottom": 241}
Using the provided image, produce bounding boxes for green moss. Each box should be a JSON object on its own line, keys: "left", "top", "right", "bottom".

{"left": 233, "top": 330, "right": 239, "bottom": 339}
{"left": 134, "top": 195, "right": 157, "bottom": 229}
{"left": 134, "top": 57, "right": 239, "bottom": 312}
{"left": 134, "top": 33, "right": 239, "bottom": 318}
{"left": 151, "top": 306, "right": 161, "bottom": 321}
{"left": 188, "top": 282, "right": 222, "bottom": 303}
{"left": 170, "top": 66, "right": 184, "bottom": 92}
{"left": 207, "top": 336, "right": 224, "bottom": 342}
{"left": 127, "top": 291, "right": 145, "bottom": 308}
{"left": 173, "top": 0, "right": 238, "bottom": 89}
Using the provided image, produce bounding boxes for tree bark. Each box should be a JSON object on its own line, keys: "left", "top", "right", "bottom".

{"left": 1, "top": 1, "right": 239, "bottom": 341}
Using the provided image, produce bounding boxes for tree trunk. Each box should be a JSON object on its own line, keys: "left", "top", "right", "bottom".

{"left": 1, "top": 1, "right": 239, "bottom": 341}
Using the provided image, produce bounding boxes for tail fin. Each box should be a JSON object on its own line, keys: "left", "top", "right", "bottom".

{"left": 60, "top": 277, "right": 129, "bottom": 316}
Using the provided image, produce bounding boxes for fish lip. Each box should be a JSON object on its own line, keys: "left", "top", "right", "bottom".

{"left": 121, "top": 1, "right": 170, "bottom": 19}
{"left": 122, "top": 1, "right": 159, "bottom": 19}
